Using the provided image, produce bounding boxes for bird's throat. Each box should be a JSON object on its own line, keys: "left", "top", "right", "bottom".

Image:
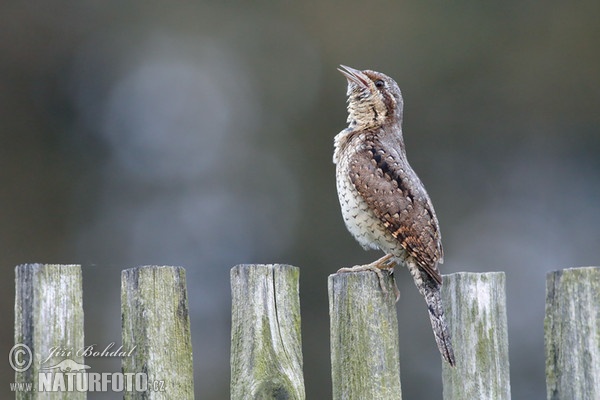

{"left": 346, "top": 92, "right": 388, "bottom": 131}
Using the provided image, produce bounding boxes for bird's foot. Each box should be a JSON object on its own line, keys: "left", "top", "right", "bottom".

{"left": 337, "top": 254, "right": 400, "bottom": 301}
{"left": 337, "top": 263, "right": 388, "bottom": 292}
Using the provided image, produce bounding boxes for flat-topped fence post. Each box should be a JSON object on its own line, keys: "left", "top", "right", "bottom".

{"left": 442, "top": 272, "right": 511, "bottom": 400}
{"left": 121, "top": 265, "right": 195, "bottom": 399}
{"left": 14, "top": 261, "right": 600, "bottom": 399}
{"left": 230, "top": 264, "right": 305, "bottom": 400}
{"left": 328, "top": 270, "right": 402, "bottom": 400}
{"left": 545, "top": 267, "right": 600, "bottom": 400}
{"left": 14, "top": 263, "right": 85, "bottom": 399}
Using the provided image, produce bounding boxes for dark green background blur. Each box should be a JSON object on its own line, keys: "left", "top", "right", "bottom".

{"left": 2, "top": 1, "right": 599, "bottom": 398}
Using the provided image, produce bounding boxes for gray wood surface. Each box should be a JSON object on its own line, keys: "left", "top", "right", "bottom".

{"left": 230, "top": 264, "right": 305, "bottom": 400}
{"left": 231, "top": 264, "right": 305, "bottom": 400}
{"left": 545, "top": 267, "right": 600, "bottom": 400}
{"left": 328, "top": 270, "right": 402, "bottom": 400}
{"left": 442, "top": 272, "right": 511, "bottom": 400}
{"left": 121, "top": 265, "right": 194, "bottom": 399}
{"left": 14, "top": 263, "right": 85, "bottom": 399}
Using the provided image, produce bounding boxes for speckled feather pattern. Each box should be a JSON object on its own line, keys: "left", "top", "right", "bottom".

{"left": 333, "top": 65, "right": 455, "bottom": 366}
{"left": 337, "top": 127, "right": 444, "bottom": 284}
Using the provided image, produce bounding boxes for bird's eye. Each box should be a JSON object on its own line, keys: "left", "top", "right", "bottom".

{"left": 374, "top": 80, "right": 385, "bottom": 88}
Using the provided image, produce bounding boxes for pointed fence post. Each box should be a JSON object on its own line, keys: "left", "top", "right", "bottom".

{"left": 442, "top": 272, "right": 511, "bottom": 400}
{"left": 230, "top": 264, "right": 305, "bottom": 400}
{"left": 545, "top": 267, "right": 600, "bottom": 400}
{"left": 328, "top": 270, "right": 402, "bottom": 400}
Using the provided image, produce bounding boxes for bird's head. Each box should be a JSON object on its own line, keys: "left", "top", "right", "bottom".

{"left": 338, "top": 65, "right": 404, "bottom": 130}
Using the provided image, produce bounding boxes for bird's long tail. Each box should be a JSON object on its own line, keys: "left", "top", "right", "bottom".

{"left": 408, "top": 263, "right": 456, "bottom": 366}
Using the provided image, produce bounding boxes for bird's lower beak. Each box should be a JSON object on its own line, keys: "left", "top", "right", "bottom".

{"left": 338, "top": 65, "right": 370, "bottom": 90}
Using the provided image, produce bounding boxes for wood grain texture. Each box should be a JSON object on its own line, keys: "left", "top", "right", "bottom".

{"left": 14, "top": 263, "right": 85, "bottom": 400}
{"left": 122, "top": 266, "right": 194, "bottom": 400}
{"left": 442, "top": 272, "right": 511, "bottom": 400}
{"left": 328, "top": 270, "right": 402, "bottom": 400}
{"left": 230, "top": 264, "right": 305, "bottom": 400}
{"left": 545, "top": 267, "right": 600, "bottom": 400}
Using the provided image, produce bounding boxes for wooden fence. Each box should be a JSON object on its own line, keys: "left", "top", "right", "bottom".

{"left": 12, "top": 263, "right": 600, "bottom": 399}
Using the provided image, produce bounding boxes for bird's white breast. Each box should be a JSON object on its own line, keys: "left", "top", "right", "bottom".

{"left": 335, "top": 166, "right": 382, "bottom": 251}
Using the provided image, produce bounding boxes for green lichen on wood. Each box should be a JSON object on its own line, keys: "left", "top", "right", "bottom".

{"left": 230, "top": 264, "right": 305, "bottom": 400}
{"left": 545, "top": 267, "right": 600, "bottom": 400}
{"left": 442, "top": 272, "right": 511, "bottom": 400}
{"left": 121, "top": 266, "right": 195, "bottom": 400}
{"left": 14, "top": 264, "right": 85, "bottom": 400}
{"left": 328, "top": 270, "right": 402, "bottom": 400}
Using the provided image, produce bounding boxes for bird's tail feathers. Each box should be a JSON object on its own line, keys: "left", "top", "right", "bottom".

{"left": 409, "top": 263, "right": 456, "bottom": 366}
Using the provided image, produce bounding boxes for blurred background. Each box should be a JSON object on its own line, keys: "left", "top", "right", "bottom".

{"left": 1, "top": 1, "right": 599, "bottom": 398}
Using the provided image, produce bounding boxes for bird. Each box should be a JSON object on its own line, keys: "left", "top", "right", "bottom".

{"left": 333, "top": 65, "right": 455, "bottom": 366}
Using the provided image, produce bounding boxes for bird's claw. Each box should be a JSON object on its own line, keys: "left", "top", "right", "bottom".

{"left": 337, "top": 254, "right": 400, "bottom": 300}
{"left": 337, "top": 263, "right": 388, "bottom": 293}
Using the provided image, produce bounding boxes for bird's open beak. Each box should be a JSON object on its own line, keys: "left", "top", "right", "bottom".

{"left": 338, "top": 65, "right": 370, "bottom": 90}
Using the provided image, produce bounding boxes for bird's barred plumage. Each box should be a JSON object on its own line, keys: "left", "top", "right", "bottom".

{"left": 334, "top": 65, "right": 455, "bottom": 366}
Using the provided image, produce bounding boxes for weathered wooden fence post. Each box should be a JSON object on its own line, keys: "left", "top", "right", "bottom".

{"left": 442, "top": 272, "right": 511, "bottom": 400}
{"left": 14, "top": 263, "right": 85, "bottom": 399}
{"left": 230, "top": 264, "right": 305, "bottom": 400}
{"left": 545, "top": 266, "right": 600, "bottom": 400}
{"left": 328, "top": 270, "right": 402, "bottom": 400}
{"left": 121, "top": 265, "right": 195, "bottom": 399}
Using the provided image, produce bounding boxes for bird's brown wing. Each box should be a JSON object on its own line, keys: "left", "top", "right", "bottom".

{"left": 348, "top": 137, "right": 444, "bottom": 284}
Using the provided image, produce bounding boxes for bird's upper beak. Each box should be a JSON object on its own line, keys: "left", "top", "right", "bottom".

{"left": 338, "top": 65, "right": 370, "bottom": 91}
